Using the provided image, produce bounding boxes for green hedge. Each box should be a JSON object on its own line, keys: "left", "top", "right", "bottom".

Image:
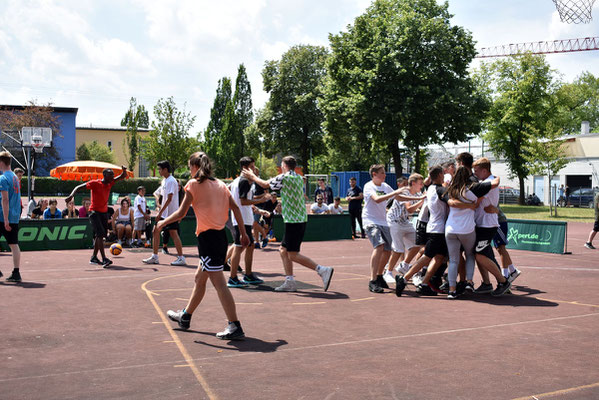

{"left": 21, "top": 177, "right": 162, "bottom": 196}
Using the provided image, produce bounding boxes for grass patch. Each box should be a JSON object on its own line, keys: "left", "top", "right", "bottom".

{"left": 501, "top": 204, "right": 595, "bottom": 223}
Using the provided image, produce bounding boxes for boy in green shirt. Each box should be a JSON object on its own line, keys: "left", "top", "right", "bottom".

{"left": 243, "top": 156, "right": 334, "bottom": 292}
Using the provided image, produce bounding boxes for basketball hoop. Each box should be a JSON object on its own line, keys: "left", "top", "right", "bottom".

{"left": 553, "top": 0, "right": 596, "bottom": 23}
{"left": 32, "top": 142, "right": 45, "bottom": 153}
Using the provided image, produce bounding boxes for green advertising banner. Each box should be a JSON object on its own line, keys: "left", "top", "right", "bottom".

{"left": 1, "top": 213, "right": 352, "bottom": 252}
{"left": 506, "top": 219, "right": 567, "bottom": 254}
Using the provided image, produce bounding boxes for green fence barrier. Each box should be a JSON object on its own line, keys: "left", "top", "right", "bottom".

{"left": 1, "top": 213, "right": 351, "bottom": 252}
{"left": 506, "top": 219, "right": 568, "bottom": 254}
{"left": 0, "top": 219, "right": 94, "bottom": 251}
{"left": 271, "top": 214, "right": 353, "bottom": 242}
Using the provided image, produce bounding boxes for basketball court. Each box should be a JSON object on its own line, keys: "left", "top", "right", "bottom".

{"left": 1, "top": 221, "right": 598, "bottom": 399}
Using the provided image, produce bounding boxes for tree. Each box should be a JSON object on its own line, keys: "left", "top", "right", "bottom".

{"left": 233, "top": 64, "right": 254, "bottom": 155}
{"left": 202, "top": 77, "right": 234, "bottom": 176}
{"left": 121, "top": 97, "right": 149, "bottom": 173}
{"left": 524, "top": 128, "right": 570, "bottom": 216}
{"left": 323, "top": 0, "right": 487, "bottom": 174}
{"left": 478, "top": 54, "right": 556, "bottom": 204}
{"left": 85, "top": 140, "right": 114, "bottom": 164}
{"left": 142, "top": 97, "right": 198, "bottom": 173}
{"left": 0, "top": 101, "right": 62, "bottom": 175}
{"left": 258, "top": 44, "right": 329, "bottom": 174}
{"left": 552, "top": 72, "right": 599, "bottom": 135}
{"left": 76, "top": 143, "right": 91, "bottom": 160}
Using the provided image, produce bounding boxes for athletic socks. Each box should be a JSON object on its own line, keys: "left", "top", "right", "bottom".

{"left": 508, "top": 264, "right": 516, "bottom": 273}
{"left": 316, "top": 265, "right": 324, "bottom": 273}
{"left": 502, "top": 268, "right": 510, "bottom": 278}
{"left": 285, "top": 275, "right": 295, "bottom": 281}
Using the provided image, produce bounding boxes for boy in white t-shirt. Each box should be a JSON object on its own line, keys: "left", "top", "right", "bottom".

{"left": 362, "top": 164, "right": 418, "bottom": 293}
{"left": 133, "top": 186, "right": 151, "bottom": 247}
{"left": 328, "top": 197, "right": 343, "bottom": 215}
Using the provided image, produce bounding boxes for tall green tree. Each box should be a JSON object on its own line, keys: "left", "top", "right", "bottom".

{"left": 233, "top": 64, "right": 254, "bottom": 156}
{"left": 323, "top": 0, "right": 486, "bottom": 174}
{"left": 478, "top": 54, "right": 556, "bottom": 204}
{"left": 258, "top": 44, "right": 329, "bottom": 174}
{"left": 552, "top": 72, "right": 599, "bottom": 135}
{"left": 76, "top": 141, "right": 115, "bottom": 163}
{"left": 202, "top": 77, "right": 233, "bottom": 175}
{"left": 142, "top": 97, "right": 198, "bottom": 173}
{"left": 121, "top": 97, "right": 149, "bottom": 173}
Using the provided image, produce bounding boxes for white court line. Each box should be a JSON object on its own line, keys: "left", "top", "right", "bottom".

{"left": 2, "top": 312, "right": 597, "bottom": 383}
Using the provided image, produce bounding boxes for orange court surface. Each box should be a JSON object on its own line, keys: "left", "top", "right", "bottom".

{"left": 1, "top": 221, "right": 598, "bottom": 400}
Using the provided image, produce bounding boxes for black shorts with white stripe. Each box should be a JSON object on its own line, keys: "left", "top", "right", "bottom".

{"left": 196, "top": 228, "right": 228, "bottom": 272}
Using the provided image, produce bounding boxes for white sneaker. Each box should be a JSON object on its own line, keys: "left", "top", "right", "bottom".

{"left": 171, "top": 256, "right": 187, "bottom": 266}
{"left": 275, "top": 279, "right": 297, "bottom": 292}
{"left": 318, "top": 266, "right": 334, "bottom": 291}
{"left": 216, "top": 322, "right": 245, "bottom": 340}
{"left": 412, "top": 274, "right": 424, "bottom": 287}
{"left": 143, "top": 255, "right": 159, "bottom": 264}
{"left": 382, "top": 269, "right": 395, "bottom": 285}
{"left": 507, "top": 268, "right": 521, "bottom": 284}
{"left": 395, "top": 261, "right": 410, "bottom": 275}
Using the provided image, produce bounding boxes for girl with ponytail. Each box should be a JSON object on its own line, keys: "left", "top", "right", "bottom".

{"left": 158, "top": 152, "right": 249, "bottom": 340}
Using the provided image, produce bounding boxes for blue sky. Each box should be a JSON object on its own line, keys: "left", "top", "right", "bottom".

{"left": 1, "top": 0, "right": 598, "bottom": 133}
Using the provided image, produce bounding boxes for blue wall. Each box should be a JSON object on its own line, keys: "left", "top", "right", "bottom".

{"left": 332, "top": 171, "right": 408, "bottom": 198}
{"left": 38, "top": 108, "right": 77, "bottom": 176}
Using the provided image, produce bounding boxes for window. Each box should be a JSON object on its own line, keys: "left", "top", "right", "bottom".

{"left": 107, "top": 140, "right": 112, "bottom": 151}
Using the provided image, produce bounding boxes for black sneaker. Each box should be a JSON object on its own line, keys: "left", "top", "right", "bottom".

{"left": 101, "top": 258, "right": 113, "bottom": 268}
{"left": 584, "top": 242, "right": 596, "bottom": 250}
{"left": 0, "top": 270, "right": 3, "bottom": 279}
{"left": 167, "top": 309, "right": 191, "bottom": 330}
{"left": 216, "top": 322, "right": 245, "bottom": 340}
{"left": 456, "top": 281, "right": 467, "bottom": 295}
{"left": 6, "top": 271, "right": 21, "bottom": 283}
{"left": 395, "top": 275, "right": 406, "bottom": 297}
{"left": 474, "top": 282, "right": 494, "bottom": 294}
{"left": 447, "top": 291, "right": 459, "bottom": 299}
{"left": 237, "top": 266, "right": 243, "bottom": 273}
{"left": 416, "top": 283, "right": 437, "bottom": 296}
{"left": 90, "top": 256, "right": 102, "bottom": 265}
{"left": 439, "top": 281, "right": 449, "bottom": 294}
{"left": 492, "top": 280, "right": 512, "bottom": 297}
{"left": 377, "top": 274, "right": 389, "bottom": 289}
{"left": 369, "top": 279, "right": 384, "bottom": 294}
{"left": 223, "top": 263, "right": 231, "bottom": 271}
{"left": 464, "top": 281, "right": 475, "bottom": 292}
{"left": 242, "top": 273, "right": 264, "bottom": 284}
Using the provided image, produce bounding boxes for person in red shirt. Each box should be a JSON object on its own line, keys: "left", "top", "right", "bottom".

{"left": 65, "top": 167, "right": 128, "bottom": 267}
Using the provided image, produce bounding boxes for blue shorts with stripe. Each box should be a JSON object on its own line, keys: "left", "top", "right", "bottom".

{"left": 493, "top": 221, "right": 508, "bottom": 248}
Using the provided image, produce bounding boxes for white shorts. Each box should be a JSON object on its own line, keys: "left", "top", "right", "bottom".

{"left": 389, "top": 223, "right": 417, "bottom": 253}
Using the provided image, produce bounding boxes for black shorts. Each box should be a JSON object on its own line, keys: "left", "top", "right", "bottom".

{"left": 89, "top": 211, "right": 109, "bottom": 239}
{"left": 281, "top": 222, "right": 306, "bottom": 252}
{"left": 163, "top": 221, "right": 180, "bottom": 232}
{"left": 0, "top": 223, "right": 19, "bottom": 244}
{"left": 476, "top": 227, "right": 499, "bottom": 262}
{"left": 415, "top": 220, "right": 428, "bottom": 246}
{"left": 197, "top": 229, "right": 228, "bottom": 272}
{"left": 594, "top": 220, "right": 599, "bottom": 233}
{"left": 234, "top": 224, "right": 254, "bottom": 246}
{"left": 493, "top": 221, "right": 508, "bottom": 248}
{"left": 424, "top": 233, "right": 448, "bottom": 258}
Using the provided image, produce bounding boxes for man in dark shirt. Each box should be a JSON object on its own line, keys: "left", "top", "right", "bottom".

{"left": 314, "top": 178, "right": 334, "bottom": 205}
{"left": 346, "top": 177, "right": 365, "bottom": 238}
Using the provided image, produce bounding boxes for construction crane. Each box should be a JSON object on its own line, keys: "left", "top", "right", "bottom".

{"left": 476, "top": 36, "right": 599, "bottom": 58}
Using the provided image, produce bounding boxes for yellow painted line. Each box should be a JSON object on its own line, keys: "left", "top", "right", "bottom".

{"left": 163, "top": 340, "right": 176, "bottom": 343}
{"left": 537, "top": 297, "right": 599, "bottom": 308}
{"left": 141, "top": 274, "right": 218, "bottom": 400}
{"left": 292, "top": 301, "right": 326, "bottom": 305}
{"left": 351, "top": 297, "right": 375, "bottom": 302}
{"left": 176, "top": 298, "right": 189, "bottom": 301}
{"left": 174, "top": 364, "right": 192, "bottom": 368}
{"left": 512, "top": 381, "right": 599, "bottom": 399}
{"left": 152, "top": 322, "right": 163, "bottom": 324}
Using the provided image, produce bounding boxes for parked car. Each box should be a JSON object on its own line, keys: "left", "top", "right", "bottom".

{"left": 498, "top": 187, "right": 520, "bottom": 204}
{"left": 563, "top": 187, "right": 598, "bottom": 208}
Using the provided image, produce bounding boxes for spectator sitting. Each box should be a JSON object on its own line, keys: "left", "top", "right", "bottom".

{"left": 62, "top": 199, "right": 80, "bottom": 218}
{"left": 314, "top": 178, "right": 334, "bottom": 205}
{"left": 31, "top": 199, "right": 48, "bottom": 219}
{"left": 113, "top": 198, "right": 134, "bottom": 246}
{"left": 105, "top": 206, "right": 117, "bottom": 242}
{"left": 310, "top": 194, "right": 329, "bottom": 214}
{"left": 79, "top": 198, "right": 91, "bottom": 218}
{"left": 329, "top": 196, "right": 344, "bottom": 215}
{"left": 526, "top": 193, "right": 541, "bottom": 206}
{"left": 27, "top": 197, "right": 37, "bottom": 218}
{"left": 43, "top": 199, "right": 62, "bottom": 219}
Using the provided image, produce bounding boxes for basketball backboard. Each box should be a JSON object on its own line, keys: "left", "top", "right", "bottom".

{"left": 21, "top": 127, "right": 52, "bottom": 148}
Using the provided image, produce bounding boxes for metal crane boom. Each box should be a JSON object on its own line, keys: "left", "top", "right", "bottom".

{"left": 476, "top": 36, "right": 599, "bottom": 58}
